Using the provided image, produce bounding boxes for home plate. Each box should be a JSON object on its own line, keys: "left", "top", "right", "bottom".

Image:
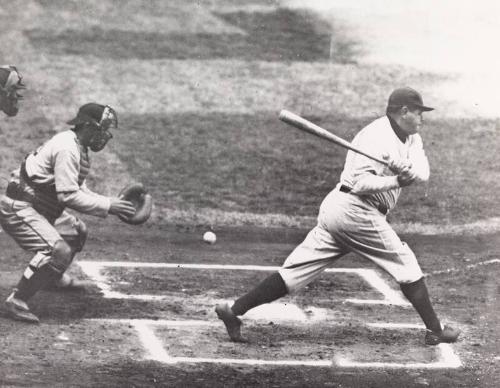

{"left": 244, "top": 303, "right": 327, "bottom": 322}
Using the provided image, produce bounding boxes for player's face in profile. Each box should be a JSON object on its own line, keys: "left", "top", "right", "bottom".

{"left": 81, "top": 122, "right": 113, "bottom": 152}
{"left": 400, "top": 107, "right": 424, "bottom": 135}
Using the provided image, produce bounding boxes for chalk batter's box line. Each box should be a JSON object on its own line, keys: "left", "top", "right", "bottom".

{"left": 86, "top": 319, "right": 462, "bottom": 369}
{"left": 427, "top": 258, "right": 500, "bottom": 276}
{"left": 77, "top": 261, "right": 410, "bottom": 306}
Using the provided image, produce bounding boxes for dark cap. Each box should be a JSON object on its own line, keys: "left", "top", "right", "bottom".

{"left": 67, "top": 103, "right": 118, "bottom": 128}
{"left": 387, "top": 87, "right": 434, "bottom": 112}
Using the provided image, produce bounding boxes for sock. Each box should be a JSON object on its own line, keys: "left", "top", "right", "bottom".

{"left": 15, "top": 264, "right": 61, "bottom": 302}
{"left": 231, "top": 272, "right": 288, "bottom": 316}
{"left": 400, "top": 277, "right": 442, "bottom": 333}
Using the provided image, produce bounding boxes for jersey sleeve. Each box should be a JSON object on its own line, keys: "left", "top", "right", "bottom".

{"left": 53, "top": 146, "right": 111, "bottom": 217}
{"left": 408, "top": 134, "right": 430, "bottom": 182}
{"left": 346, "top": 128, "right": 394, "bottom": 193}
{"left": 350, "top": 130, "right": 386, "bottom": 177}
{"left": 57, "top": 189, "right": 111, "bottom": 218}
{"left": 53, "top": 148, "right": 81, "bottom": 192}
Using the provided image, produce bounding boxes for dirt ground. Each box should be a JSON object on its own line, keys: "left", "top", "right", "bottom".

{"left": 1, "top": 219, "right": 499, "bottom": 388}
{"left": 1, "top": 1, "right": 499, "bottom": 387}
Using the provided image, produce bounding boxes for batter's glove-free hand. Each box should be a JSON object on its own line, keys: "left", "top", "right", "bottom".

{"left": 116, "top": 182, "right": 153, "bottom": 225}
{"left": 397, "top": 167, "right": 418, "bottom": 187}
{"left": 382, "top": 153, "right": 412, "bottom": 174}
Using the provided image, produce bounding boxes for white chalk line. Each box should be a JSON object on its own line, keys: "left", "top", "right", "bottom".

{"left": 89, "top": 318, "right": 218, "bottom": 326}
{"left": 348, "top": 269, "right": 410, "bottom": 306}
{"left": 77, "top": 261, "right": 409, "bottom": 306}
{"left": 336, "top": 343, "right": 462, "bottom": 369}
{"left": 131, "top": 321, "right": 174, "bottom": 364}
{"left": 87, "top": 318, "right": 461, "bottom": 369}
{"left": 368, "top": 322, "right": 424, "bottom": 329}
{"left": 427, "top": 258, "right": 500, "bottom": 276}
{"left": 79, "top": 263, "right": 461, "bottom": 368}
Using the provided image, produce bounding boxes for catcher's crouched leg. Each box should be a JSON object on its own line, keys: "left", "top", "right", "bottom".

{"left": 6, "top": 241, "right": 73, "bottom": 322}
{"left": 51, "top": 221, "right": 88, "bottom": 290}
{"left": 51, "top": 239, "right": 73, "bottom": 273}
{"left": 11, "top": 240, "right": 71, "bottom": 300}
{"left": 66, "top": 219, "right": 88, "bottom": 254}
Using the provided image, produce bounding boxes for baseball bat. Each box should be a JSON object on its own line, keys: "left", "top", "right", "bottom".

{"left": 278, "top": 110, "right": 388, "bottom": 166}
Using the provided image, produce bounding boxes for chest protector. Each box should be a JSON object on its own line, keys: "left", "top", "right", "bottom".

{"left": 20, "top": 145, "right": 91, "bottom": 224}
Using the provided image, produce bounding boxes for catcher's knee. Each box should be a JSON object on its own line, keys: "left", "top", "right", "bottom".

{"left": 50, "top": 239, "right": 73, "bottom": 272}
{"left": 64, "top": 219, "right": 88, "bottom": 254}
{"left": 75, "top": 219, "right": 88, "bottom": 252}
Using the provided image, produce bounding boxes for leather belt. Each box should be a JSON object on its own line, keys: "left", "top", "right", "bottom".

{"left": 339, "top": 185, "right": 352, "bottom": 194}
{"left": 5, "top": 181, "right": 35, "bottom": 203}
{"left": 339, "top": 185, "right": 388, "bottom": 215}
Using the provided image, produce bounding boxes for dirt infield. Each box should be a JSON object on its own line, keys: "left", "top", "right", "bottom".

{"left": 1, "top": 1, "right": 499, "bottom": 387}
{"left": 0, "top": 221, "right": 499, "bottom": 387}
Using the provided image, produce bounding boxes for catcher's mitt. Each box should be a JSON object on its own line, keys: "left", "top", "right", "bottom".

{"left": 118, "top": 182, "right": 153, "bottom": 225}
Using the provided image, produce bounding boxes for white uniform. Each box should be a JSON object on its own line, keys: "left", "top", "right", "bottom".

{"left": 279, "top": 116, "right": 429, "bottom": 292}
{"left": 0, "top": 130, "right": 110, "bottom": 269}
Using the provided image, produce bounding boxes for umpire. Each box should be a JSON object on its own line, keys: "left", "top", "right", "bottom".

{"left": 216, "top": 87, "right": 460, "bottom": 346}
{"left": 0, "top": 65, "right": 25, "bottom": 117}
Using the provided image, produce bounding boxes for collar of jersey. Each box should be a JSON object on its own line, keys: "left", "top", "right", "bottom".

{"left": 387, "top": 115, "right": 407, "bottom": 144}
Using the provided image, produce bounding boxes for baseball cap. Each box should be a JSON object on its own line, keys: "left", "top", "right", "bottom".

{"left": 387, "top": 87, "right": 434, "bottom": 111}
{"left": 67, "top": 103, "right": 118, "bottom": 129}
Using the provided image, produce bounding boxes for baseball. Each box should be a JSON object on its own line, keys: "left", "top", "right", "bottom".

{"left": 203, "top": 231, "right": 216, "bottom": 244}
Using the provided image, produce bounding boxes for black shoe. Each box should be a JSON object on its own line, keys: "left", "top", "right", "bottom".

{"left": 425, "top": 325, "right": 460, "bottom": 345}
{"left": 215, "top": 303, "right": 246, "bottom": 343}
{"left": 4, "top": 293, "right": 40, "bottom": 324}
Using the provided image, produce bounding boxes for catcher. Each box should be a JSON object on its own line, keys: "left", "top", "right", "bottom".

{"left": 0, "top": 65, "right": 25, "bottom": 117}
{"left": 0, "top": 102, "right": 148, "bottom": 323}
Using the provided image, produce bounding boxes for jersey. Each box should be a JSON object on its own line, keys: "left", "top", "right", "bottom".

{"left": 10, "top": 130, "right": 110, "bottom": 222}
{"left": 339, "top": 116, "right": 429, "bottom": 213}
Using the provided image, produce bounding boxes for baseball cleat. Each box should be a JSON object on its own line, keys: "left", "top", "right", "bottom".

{"left": 215, "top": 303, "right": 247, "bottom": 343}
{"left": 425, "top": 325, "right": 460, "bottom": 345}
{"left": 4, "top": 293, "right": 39, "bottom": 324}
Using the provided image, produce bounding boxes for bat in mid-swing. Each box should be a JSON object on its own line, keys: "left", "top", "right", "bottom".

{"left": 278, "top": 110, "right": 388, "bottom": 166}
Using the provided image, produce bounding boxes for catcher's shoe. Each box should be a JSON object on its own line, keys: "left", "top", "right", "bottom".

{"left": 215, "top": 303, "right": 246, "bottom": 343}
{"left": 4, "top": 293, "right": 39, "bottom": 324}
{"left": 425, "top": 325, "right": 461, "bottom": 345}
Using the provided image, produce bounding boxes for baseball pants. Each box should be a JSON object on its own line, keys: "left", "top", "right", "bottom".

{"left": 0, "top": 196, "right": 85, "bottom": 269}
{"left": 279, "top": 188, "right": 424, "bottom": 293}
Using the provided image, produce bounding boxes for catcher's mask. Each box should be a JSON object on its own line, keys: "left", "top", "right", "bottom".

{"left": 67, "top": 103, "right": 118, "bottom": 152}
{"left": 0, "top": 65, "right": 26, "bottom": 117}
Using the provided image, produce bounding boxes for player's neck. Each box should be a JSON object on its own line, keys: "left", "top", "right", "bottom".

{"left": 387, "top": 115, "right": 408, "bottom": 143}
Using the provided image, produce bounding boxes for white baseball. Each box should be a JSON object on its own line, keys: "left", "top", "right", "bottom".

{"left": 203, "top": 231, "right": 216, "bottom": 244}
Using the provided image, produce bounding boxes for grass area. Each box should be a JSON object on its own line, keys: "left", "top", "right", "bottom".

{"left": 0, "top": 0, "right": 497, "bottom": 227}
{"left": 110, "top": 112, "right": 499, "bottom": 225}
{"left": 25, "top": 8, "right": 358, "bottom": 62}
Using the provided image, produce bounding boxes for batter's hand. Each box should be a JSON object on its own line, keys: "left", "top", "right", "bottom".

{"left": 109, "top": 198, "right": 136, "bottom": 218}
{"left": 397, "top": 167, "right": 418, "bottom": 187}
{"left": 382, "top": 153, "right": 412, "bottom": 174}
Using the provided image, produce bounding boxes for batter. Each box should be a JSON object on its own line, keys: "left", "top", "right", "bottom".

{"left": 216, "top": 87, "right": 460, "bottom": 346}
